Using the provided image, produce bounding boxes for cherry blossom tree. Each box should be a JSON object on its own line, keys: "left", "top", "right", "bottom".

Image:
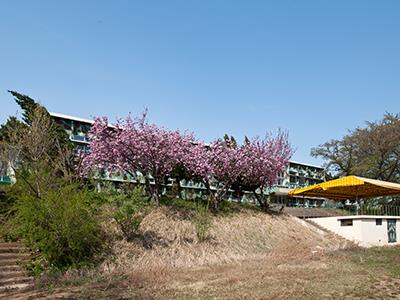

{"left": 183, "top": 132, "right": 292, "bottom": 210}
{"left": 182, "top": 139, "right": 245, "bottom": 210}
{"left": 82, "top": 110, "right": 292, "bottom": 210}
{"left": 239, "top": 131, "right": 293, "bottom": 209}
{"left": 81, "top": 111, "right": 195, "bottom": 205}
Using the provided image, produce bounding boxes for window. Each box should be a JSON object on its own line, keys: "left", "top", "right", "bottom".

{"left": 376, "top": 219, "right": 382, "bottom": 226}
{"left": 340, "top": 219, "right": 353, "bottom": 226}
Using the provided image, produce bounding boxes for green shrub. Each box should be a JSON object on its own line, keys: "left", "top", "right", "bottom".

{"left": 12, "top": 184, "right": 105, "bottom": 270}
{"left": 192, "top": 204, "right": 212, "bottom": 242}
{"left": 111, "top": 187, "right": 152, "bottom": 241}
{"left": 160, "top": 197, "right": 199, "bottom": 213}
{"left": 0, "top": 187, "right": 16, "bottom": 240}
{"left": 0, "top": 186, "right": 15, "bottom": 216}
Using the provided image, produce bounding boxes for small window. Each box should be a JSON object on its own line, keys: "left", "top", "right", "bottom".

{"left": 376, "top": 219, "right": 382, "bottom": 226}
{"left": 340, "top": 219, "right": 353, "bottom": 226}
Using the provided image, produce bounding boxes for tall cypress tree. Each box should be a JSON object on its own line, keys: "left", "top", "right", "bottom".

{"left": 0, "top": 90, "right": 72, "bottom": 149}
{"left": 8, "top": 90, "right": 38, "bottom": 125}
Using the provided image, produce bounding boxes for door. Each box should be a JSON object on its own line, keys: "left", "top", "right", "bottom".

{"left": 387, "top": 219, "right": 397, "bottom": 243}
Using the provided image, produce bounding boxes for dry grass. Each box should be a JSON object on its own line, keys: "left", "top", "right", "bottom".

{"left": 105, "top": 207, "right": 350, "bottom": 273}
{"left": 7, "top": 206, "right": 400, "bottom": 299}
{"left": 68, "top": 206, "right": 359, "bottom": 299}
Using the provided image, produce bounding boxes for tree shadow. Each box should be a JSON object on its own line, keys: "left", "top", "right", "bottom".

{"left": 130, "top": 231, "right": 170, "bottom": 249}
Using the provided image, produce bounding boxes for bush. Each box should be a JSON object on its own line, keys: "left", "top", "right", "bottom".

{"left": 0, "top": 187, "right": 16, "bottom": 240}
{"left": 12, "top": 184, "right": 105, "bottom": 270}
{"left": 191, "top": 204, "right": 212, "bottom": 242}
{"left": 160, "top": 197, "right": 199, "bottom": 214}
{"left": 0, "top": 186, "right": 15, "bottom": 216}
{"left": 111, "top": 187, "right": 152, "bottom": 241}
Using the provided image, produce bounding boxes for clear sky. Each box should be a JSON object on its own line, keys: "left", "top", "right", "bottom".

{"left": 1, "top": 1, "right": 399, "bottom": 165}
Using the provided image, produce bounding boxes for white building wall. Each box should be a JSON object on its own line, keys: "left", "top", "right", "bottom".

{"left": 7, "top": 164, "right": 16, "bottom": 184}
{"left": 312, "top": 215, "right": 400, "bottom": 247}
{"left": 312, "top": 216, "right": 362, "bottom": 243}
{"left": 359, "top": 219, "right": 389, "bottom": 246}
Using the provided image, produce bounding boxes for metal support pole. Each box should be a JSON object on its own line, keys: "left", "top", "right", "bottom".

{"left": 356, "top": 195, "right": 359, "bottom": 216}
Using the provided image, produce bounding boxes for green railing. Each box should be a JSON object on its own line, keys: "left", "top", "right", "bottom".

{"left": 0, "top": 176, "right": 11, "bottom": 185}
{"left": 70, "top": 134, "right": 90, "bottom": 143}
{"left": 355, "top": 204, "right": 400, "bottom": 216}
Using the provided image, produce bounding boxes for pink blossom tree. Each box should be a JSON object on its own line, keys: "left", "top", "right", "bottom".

{"left": 183, "top": 138, "right": 245, "bottom": 211}
{"left": 82, "top": 110, "right": 292, "bottom": 210}
{"left": 239, "top": 131, "right": 293, "bottom": 209}
{"left": 81, "top": 112, "right": 195, "bottom": 205}
{"left": 183, "top": 132, "right": 292, "bottom": 210}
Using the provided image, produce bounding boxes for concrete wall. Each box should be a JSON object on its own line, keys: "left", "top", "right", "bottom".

{"left": 312, "top": 215, "right": 400, "bottom": 247}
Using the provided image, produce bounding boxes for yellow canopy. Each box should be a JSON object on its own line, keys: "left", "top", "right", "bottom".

{"left": 288, "top": 175, "right": 400, "bottom": 200}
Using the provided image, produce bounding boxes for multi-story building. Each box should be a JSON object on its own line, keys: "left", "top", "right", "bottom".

{"left": 50, "top": 112, "right": 136, "bottom": 183}
{"left": 272, "top": 161, "right": 326, "bottom": 207}
{"left": 1, "top": 112, "right": 327, "bottom": 206}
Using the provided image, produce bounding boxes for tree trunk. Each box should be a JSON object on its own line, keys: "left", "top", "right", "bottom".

{"left": 151, "top": 191, "right": 160, "bottom": 206}
{"left": 152, "top": 179, "right": 161, "bottom": 205}
{"left": 203, "top": 180, "right": 219, "bottom": 212}
{"left": 145, "top": 177, "right": 160, "bottom": 205}
{"left": 253, "top": 190, "right": 269, "bottom": 210}
{"left": 236, "top": 185, "right": 242, "bottom": 203}
{"left": 211, "top": 194, "right": 220, "bottom": 212}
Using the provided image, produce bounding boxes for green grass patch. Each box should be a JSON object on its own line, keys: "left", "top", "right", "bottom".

{"left": 348, "top": 246, "right": 400, "bottom": 276}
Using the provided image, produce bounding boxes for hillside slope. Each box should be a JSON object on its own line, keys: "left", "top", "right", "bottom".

{"left": 109, "top": 207, "right": 353, "bottom": 272}
{"left": 1, "top": 206, "right": 357, "bottom": 299}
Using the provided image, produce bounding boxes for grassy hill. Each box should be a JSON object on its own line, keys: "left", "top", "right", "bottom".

{"left": 2, "top": 204, "right": 400, "bottom": 299}
{"left": 110, "top": 206, "right": 351, "bottom": 271}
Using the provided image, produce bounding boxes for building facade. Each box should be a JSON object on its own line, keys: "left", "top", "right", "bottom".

{"left": 311, "top": 215, "right": 400, "bottom": 247}
{"left": 272, "top": 161, "right": 326, "bottom": 207}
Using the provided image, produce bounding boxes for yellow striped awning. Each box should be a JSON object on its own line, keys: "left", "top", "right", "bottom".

{"left": 288, "top": 175, "right": 400, "bottom": 200}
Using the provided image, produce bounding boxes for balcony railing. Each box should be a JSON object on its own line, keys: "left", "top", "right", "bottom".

{"left": 357, "top": 204, "right": 400, "bottom": 216}
{"left": 0, "top": 176, "right": 11, "bottom": 184}
{"left": 69, "top": 134, "right": 90, "bottom": 144}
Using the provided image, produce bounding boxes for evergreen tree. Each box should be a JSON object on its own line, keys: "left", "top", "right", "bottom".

{"left": 0, "top": 90, "right": 71, "bottom": 149}
{"left": 8, "top": 90, "right": 38, "bottom": 125}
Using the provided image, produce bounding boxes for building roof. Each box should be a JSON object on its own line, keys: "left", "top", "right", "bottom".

{"left": 289, "top": 175, "right": 400, "bottom": 200}
{"left": 49, "top": 112, "right": 95, "bottom": 125}
{"left": 289, "top": 160, "right": 324, "bottom": 169}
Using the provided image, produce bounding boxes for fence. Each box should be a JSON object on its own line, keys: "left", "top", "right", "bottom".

{"left": 357, "top": 204, "right": 400, "bottom": 216}
{"left": 0, "top": 176, "right": 11, "bottom": 185}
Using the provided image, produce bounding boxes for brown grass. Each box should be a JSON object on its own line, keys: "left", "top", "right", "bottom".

{"left": 105, "top": 207, "right": 351, "bottom": 274}
{"left": 9, "top": 206, "right": 400, "bottom": 299}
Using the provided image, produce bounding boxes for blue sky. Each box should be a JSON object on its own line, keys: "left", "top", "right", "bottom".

{"left": 1, "top": 1, "right": 399, "bottom": 165}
